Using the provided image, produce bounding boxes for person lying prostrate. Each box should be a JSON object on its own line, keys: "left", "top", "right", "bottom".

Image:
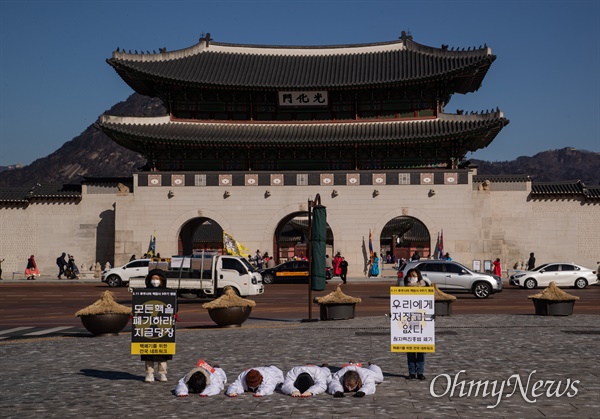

{"left": 225, "top": 366, "right": 284, "bottom": 397}
{"left": 281, "top": 364, "right": 332, "bottom": 397}
{"left": 327, "top": 362, "right": 384, "bottom": 397}
{"left": 175, "top": 359, "right": 227, "bottom": 397}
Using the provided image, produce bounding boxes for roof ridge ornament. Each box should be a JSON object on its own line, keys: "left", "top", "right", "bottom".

{"left": 400, "top": 30, "right": 412, "bottom": 42}
{"left": 200, "top": 32, "right": 213, "bottom": 47}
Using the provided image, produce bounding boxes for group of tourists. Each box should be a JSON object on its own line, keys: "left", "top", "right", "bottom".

{"left": 250, "top": 250, "right": 276, "bottom": 269}
{"left": 170, "top": 359, "right": 384, "bottom": 398}
{"left": 326, "top": 253, "right": 349, "bottom": 283}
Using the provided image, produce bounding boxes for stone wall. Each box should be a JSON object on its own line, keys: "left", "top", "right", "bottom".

{"left": 1, "top": 171, "right": 598, "bottom": 278}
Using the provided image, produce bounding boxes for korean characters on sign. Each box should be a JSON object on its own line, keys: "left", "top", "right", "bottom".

{"left": 131, "top": 289, "right": 178, "bottom": 355}
{"left": 390, "top": 287, "right": 435, "bottom": 353}
{"left": 278, "top": 91, "right": 328, "bottom": 106}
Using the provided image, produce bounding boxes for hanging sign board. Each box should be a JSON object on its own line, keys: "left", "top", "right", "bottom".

{"left": 390, "top": 286, "right": 435, "bottom": 353}
{"left": 278, "top": 91, "right": 328, "bottom": 106}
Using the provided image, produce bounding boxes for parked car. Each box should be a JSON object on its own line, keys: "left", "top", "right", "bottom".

{"left": 397, "top": 260, "right": 502, "bottom": 299}
{"left": 102, "top": 259, "right": 151, "bottom": 287}
{"left": 259, "top": 260, "right": 332, "bottom": 284}
{"left": 509, "top": 263, "right": 598, "bottom": 289}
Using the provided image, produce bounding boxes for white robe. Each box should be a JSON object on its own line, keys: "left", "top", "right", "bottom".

{"left": 225, "top": 366, "right": 284, "bottom": 396}
{"left": 174, "top": 367, "right": 227, "bottom": 397}
{"left": 281, "top": 365, "right": 332, "bottom": 396}
{"left": 327, "top": 364, "right": 384, "bottom": 395}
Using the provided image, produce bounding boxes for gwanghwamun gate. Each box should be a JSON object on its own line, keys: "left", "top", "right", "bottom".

{"left": 1, "top": 32, "right": 598, "bottom": 277}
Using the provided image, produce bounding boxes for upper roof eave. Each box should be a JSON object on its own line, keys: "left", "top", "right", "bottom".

{"left": 107, "top": 34, "right": 495, "bottom": 92}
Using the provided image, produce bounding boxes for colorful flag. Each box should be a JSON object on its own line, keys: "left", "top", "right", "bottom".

{"left": 438, "top": 230, "right": 444, "bottom": 259}
{"left": 147, "top": 232, "right": 156, "bottom": 258}
{"left": 223, "top": 232, "right": 250, "bottom": 257}
{"left": 369, "top": 229, "right": 374, "bottom": 263}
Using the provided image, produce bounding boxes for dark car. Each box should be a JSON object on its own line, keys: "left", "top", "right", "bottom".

{"left": 260, "top": 260, "right": 332, "bottom": 284}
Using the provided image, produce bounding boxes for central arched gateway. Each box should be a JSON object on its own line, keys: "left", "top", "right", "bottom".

{"left": 273, "top": 212, "right": 334, "bottom": 263}
{"left": 381, "top": 216, "right": 431, "bottom": 262}
{"left": 178, "top": 217, "right": 224, "bottom": 256}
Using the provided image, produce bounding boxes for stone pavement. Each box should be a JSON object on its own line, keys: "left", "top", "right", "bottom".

{"left": 1, "top": 312, "right": 599, "bottom": 418}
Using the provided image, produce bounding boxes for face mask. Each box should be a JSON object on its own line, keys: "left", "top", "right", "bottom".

{"left": 408, "top": 277, "right": 418, "bottom": 283}
{"left": 151, "top": 279, "right": 161, "bottom": 287}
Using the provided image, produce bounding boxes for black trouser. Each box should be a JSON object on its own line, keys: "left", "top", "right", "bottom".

{"left": 340, "top": 271, "right": 347, "bottom": 283}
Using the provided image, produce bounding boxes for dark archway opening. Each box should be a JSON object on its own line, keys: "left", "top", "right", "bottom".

{"left": 272, "top": 212, "right": 334, "bottom": 263}
{"left": 380, "top": 216, "right": 431, "bottom": 263}
{"left": 178, "top": 218, "right": 224, "bottom": 256}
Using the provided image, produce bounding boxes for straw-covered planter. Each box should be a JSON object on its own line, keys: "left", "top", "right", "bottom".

{"left": 433, "top": 284, "right": 457, "bottom": 316}
{"left": 202, "top": 287, "right": 256, "bottom": 327}
{"left": 313, "top": 285, "right": 361, "bottom": 320}
{"left": 75, "top": 290, "right": 131, "bottom": 336}
{"left": 528, "top": 282, "right": 579, "bottom": 316}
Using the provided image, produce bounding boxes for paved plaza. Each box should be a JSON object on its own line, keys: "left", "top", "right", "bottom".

{"left": 1, "top": 309, "right": 599, "bottom": 418}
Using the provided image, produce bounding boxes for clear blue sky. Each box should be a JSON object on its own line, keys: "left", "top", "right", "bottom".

{"left": 1, "top": 0, "right": 599, "bottom": 166}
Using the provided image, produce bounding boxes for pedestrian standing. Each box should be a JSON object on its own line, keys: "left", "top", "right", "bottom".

{"left": 25, "top": 255, "right": 40, "bottom": 280}
{"left": 340, "top": 257, "right": 349, "bottom": 284}
{"left": 493, "top": 258, "right": 502, "bottom": 277}
{"left": 325, "top": 254, "right": 333, "bottom": 271}
{"left": 403, "top": 268, "right": 428, "bottom": 380}
{"left": 527, "top": 252, "right": 536, "bottom": 270}
{"left": 371, "top": 253, "right": 380, "bottom": 277}
{"left": 0, "top": 257, "right": 4, "bottom": 280}
{"left": 254, "top": 250, "right": 263, "bottom": 269}
{"left": 142, "top": 269, "right": 172, "bottom": 383}
{"left": 56, "top": 252, "right": 67, "bottom": 279}
{"left": 333, "top": 253, "right": 342, "bottom": 277}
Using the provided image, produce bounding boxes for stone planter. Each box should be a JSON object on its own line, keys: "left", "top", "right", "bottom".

{"left": 80, "top": 313, "right": 130, "bottom": 336}
{"left": 528, "top": 282, "right": 578, "bottom": 316}
{"left": 531, "top": 299, "right": 575, "bottom": 316}
{"left": 319, "top": 303, "right": 356, "bottom": 320}
{"left": 207, "top": 306, "right": 252, "bottom": 328}
{"left": 434, "top": 300, "right": 453, "bottom": 316}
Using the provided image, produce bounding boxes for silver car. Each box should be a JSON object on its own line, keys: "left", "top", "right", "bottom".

{"left": 509, "top": 263, "right": 598, "bottom": 289}
{"left": 397, "top": 260, "right": 503, "bottom": 299}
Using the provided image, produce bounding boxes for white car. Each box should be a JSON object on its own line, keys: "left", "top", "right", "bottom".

{"left": 101, "top": 259, "right": 151, "bottom": 287}
{"left": 509, "top": 263, "right": 598, "bottom": 289}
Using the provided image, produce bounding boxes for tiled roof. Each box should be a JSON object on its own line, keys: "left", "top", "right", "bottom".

{"left": 108, "top": 36, "right": 494, "bottom": 93}
{"left": 96, "top": 111, "right": 508, "bottom": 151}
{"left": 28, "top": 184, "right": 81, "bottom": 199}
{"left": 0, "top": 184, "right": 81, "bottom": 203}
{"left": 531, "top": 180, "right": 600, "bottom": 200}
{"left": 473, "top": 175, "right": 531, "bottom": 183}
{"left": 0, "top": 188, "right": 30, "bottom": 203}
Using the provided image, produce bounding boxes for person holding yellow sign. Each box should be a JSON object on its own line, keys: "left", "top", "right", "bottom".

{"left": 403, "top": 268, "right": 428, "bottom": 380}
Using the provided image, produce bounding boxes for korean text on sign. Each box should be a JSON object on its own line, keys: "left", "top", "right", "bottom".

{"left": 390, "top": 286, "right": 435, "bottom": 353}
{"left": 131, "top": 289, "right": 177, "bottom": 355}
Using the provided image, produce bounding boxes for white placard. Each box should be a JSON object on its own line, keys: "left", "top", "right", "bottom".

{"left": 390, "top": 287, "right": 435, "bottom": 353}
{"left": 170, "top": 257, "right": 191, "bottom": 269}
